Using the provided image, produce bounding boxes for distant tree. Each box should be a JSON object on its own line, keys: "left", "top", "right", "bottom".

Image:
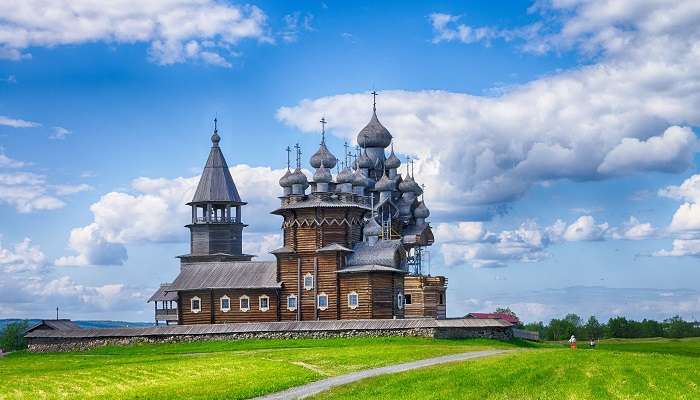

{"left": 522, "top": 321, "right": 545, "bottom": 337}
{"left": 664, "top": 316, "right": 695, "bottom": 338}
{"left": 0, "top": 321, "right": 29, "bottom": 352}
{"left": 564, "top": 313, "right": 583, "bottom": 328}
{"left": 638, "top": 319, "right": 664, "bottom": 338}
{"left": 495, "top": 307, "right": 517, "bottom": 317}
{"left": 546, "top": 318, "right": 577, "bottom": 341}
{"left": 584, "top": 316, "right": 604, "bottom": 340}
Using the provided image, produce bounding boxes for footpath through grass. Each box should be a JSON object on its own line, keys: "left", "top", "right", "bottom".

{"left": 313, "top": 337, "right": 700, "bottom": 400}
{"left": 0, "top": 337, "right": 521, "bottom": 400}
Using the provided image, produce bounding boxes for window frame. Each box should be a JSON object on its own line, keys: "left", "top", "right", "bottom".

{"left": 287, "top": 294, "right": 298, "bottom": 311}
{"left": 191, "top": 296, "right": 201, "bottom": 314}
{"left": 347, "top": 291, "right": 359, "bottom": 310}
{"left": 259, "top": 294, "right": 270, "bottom": 312}
{"left": 405, "top": 294, "right": 412, "bottom": 305}
{"left": 220, "top": 295, "right": 231, "bottom": 312}
{"left": 439, "top": 292, "right": 445, "bottom": 305}
{"left": 239, "top": 295, "right": 250, "bottom": 312}
{"left": 317, "top": 292, "right": 329, "bottom": 311}
{"left": 397, "top": 293, "right": 404, "bottom": 309}
{"left": 303, "top": 273, "right": 314, "bottom": 291}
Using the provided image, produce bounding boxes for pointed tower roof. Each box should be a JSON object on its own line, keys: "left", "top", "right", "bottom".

{"left": 357, "top": 111, "right": 392, "bottom": 148}
{"left": 190, "top": 123, "right": 243, "bottom": 204}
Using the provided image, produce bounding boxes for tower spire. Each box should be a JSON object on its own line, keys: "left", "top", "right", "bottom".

{"left": 285, "top": 146, "right": 291, "bottom": 171}
{"left": 343, "top": 141, "right": 350, "bottom": 167}
{"left": 371, "top": 90, "right": 378, "bottom": 112}
{"left": 320, "top": 117, "right": 327, "bottom": 144}
{"left": 294, "top": 143, "right": 301, "bottom": 169}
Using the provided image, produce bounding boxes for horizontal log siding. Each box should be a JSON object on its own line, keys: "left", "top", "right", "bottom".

{"left": 212, "top": 289, "right": 278, "bottom": 323}
{"left": 339, "top": 273, "right": 372, "bottom": 319}
{"left": 180, "top": 290, "right": 213, "bottom": 325}
{"left": 317, "top": 253, "right": 339, "bottom": 320}
{"left": 403, "top": 276, "right": 447, "bottom": 319}
{"left": 278, "top": 254, "right": 300, "bottom": 321}
{"left": 371, "top": 273, "right": 396, "bottom": 319}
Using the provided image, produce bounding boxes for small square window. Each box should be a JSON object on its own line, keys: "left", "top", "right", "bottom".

{"left": 317, "top": 293, "right": 328, "bottom": 310}
{"left": 348, "top": 292, "right": 359, "bottom": 309}
{"left": 304, "top": 273, "right": 314, "bottom": 291}
{"left": 220, "top": 296, "right": 231, "bottom": 312}
{"left": 191, "top": 296, "right": 201, "bottom": 314}
{"left": 287, "top": 295, "right": 297, "bottom": 311}
{"left": 259, "top": 295, "right": 270, "bottom": 312}
{"left": 240, "top": 295, "right": 250, "bottom": 312}
{"left": 405, "top": 294, "right": 412, "bottom": 305}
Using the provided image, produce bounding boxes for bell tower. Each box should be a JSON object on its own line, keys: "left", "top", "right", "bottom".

{"left": 180, "top": 120, "right": 253, "bottom": 263}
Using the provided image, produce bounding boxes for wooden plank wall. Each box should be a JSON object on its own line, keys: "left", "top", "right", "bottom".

{"left": 339, "top": 273, "right": 372, "bottom": 319}
{"left": 403, "top": 275, "right": 447, "bottom": 319}
{"left": 212, "top": 289, "right": 278, "bottom": 323}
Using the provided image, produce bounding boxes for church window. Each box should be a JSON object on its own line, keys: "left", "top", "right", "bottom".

{"left": 405, "top": 294, "right": 412, "bottom": 305}
{"left": 287, "top": 294, "right": 298, "bottom": 311}
{"left": 304, "top": 273, "right": 314, "bottom": 290}
{"left": 439, "top": 292, "right": 445, "bottom": 305}
{"left": 191, "top": 296, "right": 201, "bottom": 314}
{"left": 259, "top": 295, "right": 270, "bottom": 312}
{"left": 348, "top": 292, "right": 359, "bottom": 309}
{"left": 220, "top": 295, "right": 231, "bottom": 312}
{"left": 240, "top": 295, "right": 250, "bottom": 312}
{"left": 397, "top": 293, "right": 404, "bottom": 309}
{"left": 317, "top": 293, "right": 328, "bottom": 311}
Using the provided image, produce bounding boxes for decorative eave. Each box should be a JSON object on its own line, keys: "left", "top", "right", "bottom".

{"left": 317, "top": 243, "right": 354, "bottom": 253}
{"left": 270, "top": 246, "right": 296, "bottom": 255}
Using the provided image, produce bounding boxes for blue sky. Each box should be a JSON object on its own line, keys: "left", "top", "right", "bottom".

{"left": 2, "top": 0, "right": 700, "bottom": 323}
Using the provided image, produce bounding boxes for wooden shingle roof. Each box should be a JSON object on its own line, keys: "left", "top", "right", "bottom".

{"left": 147, "top": 283, "right": 178, "bottom": 302}
{"left": 190, "top": 134, "right": 242, "bottom": 204}
{"left": 168, "top": 261, "right": 281, "bottom": 291}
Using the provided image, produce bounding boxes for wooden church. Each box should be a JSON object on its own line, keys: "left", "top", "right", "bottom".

{"left": 150, "top": 100, "right": 447, "bottom": 325}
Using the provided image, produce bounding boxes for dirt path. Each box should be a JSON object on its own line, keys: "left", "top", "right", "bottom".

{"left": 253, "top": 349, "right": 512, "bottom": 400}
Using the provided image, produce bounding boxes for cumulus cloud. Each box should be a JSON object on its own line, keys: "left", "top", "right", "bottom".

{"left": 0, "top": 171, "right": 66, "bottom": 212}
{"left": 277, "top": 0, "right": 700, "bottom": 218}
{"left": 0, "top": 237, "right": 47, "bottom": 273}
{"left": 598, "top": 126, "right": 697, "bottom": 175}
{"left": 654, "top": 239, "right": 700, "bottom": 258}
{"left": 0, "top": 0, "right": 271, "bottom": 66}
{"left": 57, "top": 164, "right": 285, "bottom": 266}
{"left": 429, "top": 13, "right": 508, "bottom": 45}
{"left": 613, "top": 216, "right": 655, "bottom": 240}
{"left": 0, "top": 115, "right": 40, "bottom": 128}
{"left": 660, "top": 174, "right": 700, "bottom": 233}
{"left": 563, "top": 215, "right": 609, "bottom": 241}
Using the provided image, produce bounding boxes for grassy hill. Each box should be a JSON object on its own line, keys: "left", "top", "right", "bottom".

{"left": 0, "top": 337, "right": 697, "bottom": 399}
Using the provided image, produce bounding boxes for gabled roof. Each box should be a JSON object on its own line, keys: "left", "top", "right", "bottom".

{"left": 347, "top": 240, "right": 404, "bottom": 269}
{"left": 168, "top": 261, "right": 281, "bottom": 291}
{"left": 190, "top": 134, "right": 242, "bottom": 204}
{"left": 317, "top": 243, "right": 353, "bottom": 253}
{"left": 26, "top": 319, "right": 81, "bottom": 333}
{"left": 148, "top": 283, "right": 178, "bottom": 302}
{"left": 467, "top": 312, "right": 520, "bottom": 325}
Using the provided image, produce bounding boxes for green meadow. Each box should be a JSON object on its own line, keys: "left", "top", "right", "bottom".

{"left": 0, "top": 337, "right": 520, "bottom": 400}
{"left": 1, "top": 337, "right": 698, "bottom": 400}
{"left": 314, "top": 337, "right": 700, "bottom": 400}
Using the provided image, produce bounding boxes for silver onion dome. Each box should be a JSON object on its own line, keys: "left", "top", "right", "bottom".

{"left": 289, "top": 168, "right": 308, "bottom": 186}
{"left": 313, "top": 164, "right": 332, "bottom": 183}
{"left": 398, "top": 175, "right": 422, "bottom": 194}
{"left": 357, "top": 111, "right": 392, "bottom": 148}
{"left": 385, "top": 148, "right": 401, "bottom": 169}
{"left": 336, "top": 167, "right": 354, "bottom": 184}
{"left": 414, "top": 201, "right": 430, "bottom": 219}
{"left": 279, "top": 169, "right": 293, "bottom": 188}
{"left": 364, "top": 217, "right": 382, "bottom": 236}
{"left": 352, "top": 169, "right": 368, "bottom": 187}
{"left": 357, "top": 150, "right": 372, "bottom": 169}
{"left": 374, "top": 171, "right": 395, "bottom": 192}
{"left": 309, "top": 142, "right": 337, "bottom": 169}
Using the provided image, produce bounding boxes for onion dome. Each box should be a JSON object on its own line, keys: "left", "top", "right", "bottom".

{"left": 352, "top": 169, "right": 368, "bottom": 187}
{"left": 357, "top": 150, "right": 372, "bottom": 169}
{"left": 279, "top": 169, "right": 293, "bottom": 188}
{"left": 364, "top": 217, "right": 382, "bottom": 236}
{"left": 309, "top": 142, "right": 337, "bottom": 169}
{"left": 414, "top": 201, "right": 430, "bottom": 219}
{"left": 385, "top": 147, "right": 401, "bottom": 170}
{"left": 336, "top": 166, "right": 354, "bottom": 184}
{"left": 357, "top": 111, "right": 392, "bottom": 148}
{"left": 211, "top": 130, "right": 221, "bottom": 146}
{"left": 313, "top": 164, "right": 332, "bottom": 183}
{"left": 289, "top": 168, "right": 308, "bottom": 186}
{"left": 399, "top": 175, "right": 422, "bottom": 194}
{"left": 375, "top": 171, "right": 396, "bottom": 192}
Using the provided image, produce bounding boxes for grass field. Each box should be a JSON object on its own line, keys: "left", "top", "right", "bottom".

{"left": 0, "top": 337, "right": 522, "bottom": 400}
{"left": 313, "top": 337, "right": 700, "bottom": 400}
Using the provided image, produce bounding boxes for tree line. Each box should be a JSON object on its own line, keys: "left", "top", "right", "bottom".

{"left": 521, "top": 314, "right": 700, "bottom": 341}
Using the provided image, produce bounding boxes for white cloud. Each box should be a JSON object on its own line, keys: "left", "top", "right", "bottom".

{"left": 429, "top": 13, "right": 515, "bottom": 46}
{"left": 0, "top": 115, "right": 40, "bottom": 128}
{"left": 0, "top": 150, "right": 28, "bottom": 168}
{"left": 277, "top": 1, "right": 700, "bottom": 218}
{"left": 654, "top": 239, "right": 700, "bottom": 258}
{"left": 563, "top": 215, "right": 609, "bottom": 241}
{"left": 0, "top": 0, "right": 271, "bottom": 66}
{"left": 53, "top": 183, "right": 93, "bottom": 196}
{"left": 280, "top": 12, "right": 314, "bottom": 43}
{"left": 660, "top": 174, "right": 700, "bottom": 233}
{"left": 613, "top": 216, "right": 655, "bottom": 240}
{"left": 0, "top": 237, "right": 47, "bottom": 273}
{"left": 57, "top": 164, "right": 285, "bottom": 266}
{"left": 49, "top": 126, "right": 71, "bottom": 140}
{"left": 598, "top": 126, "right": 697, "bottom": 175}
{"left": 0, "top": 171, "right": 66, "bottom": 213}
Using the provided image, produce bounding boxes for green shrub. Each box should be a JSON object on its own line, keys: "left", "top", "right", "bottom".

{"left": 0, "top": 320, "right": 29, "bottom": 352}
